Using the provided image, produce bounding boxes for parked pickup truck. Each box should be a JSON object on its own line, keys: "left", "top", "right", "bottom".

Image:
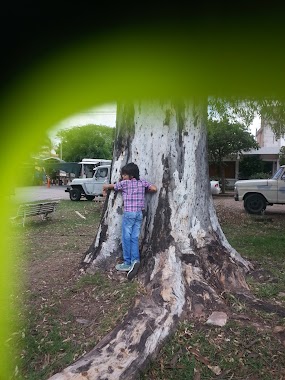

{"left": 234, "top": 165, "right": 285, "bottom": 214}
{"left": 65, "top": 163, "right": 111, "bottom": 201}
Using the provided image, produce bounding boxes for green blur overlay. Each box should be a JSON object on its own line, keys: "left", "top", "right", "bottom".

{"left": 1, "top": 17, "right": 285, "bottom": 378}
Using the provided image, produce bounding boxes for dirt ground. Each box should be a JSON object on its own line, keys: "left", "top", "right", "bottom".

{"left": 14, "top": 200, "right": 141, "bottom": 379}
{"left": 16, "top": 196, "right": 285, "bottom": 379}
{"left": 213, "top": 194, "right": 285, "bottom": 215}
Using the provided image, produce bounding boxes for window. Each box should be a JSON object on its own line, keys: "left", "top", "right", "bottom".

{"left": 96, "top": 168, "right": 108, "bottom": 178}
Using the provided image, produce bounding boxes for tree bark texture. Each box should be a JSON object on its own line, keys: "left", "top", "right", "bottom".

{"left": 49, "top": 100, "right": 252, "bottom": 380}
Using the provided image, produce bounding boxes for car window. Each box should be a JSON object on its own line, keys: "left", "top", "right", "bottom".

{"left": 272, "top": 167, "right": 284, "bottom": 180}
{"left": 95, "top": 168, "right": 108, "bottom": 178}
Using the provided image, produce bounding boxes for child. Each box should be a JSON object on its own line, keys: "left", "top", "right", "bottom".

{"left": 103, "top": 162, "right": 157, "bottom": 280}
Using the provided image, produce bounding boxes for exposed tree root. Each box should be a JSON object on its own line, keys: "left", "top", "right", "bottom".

{"left": 49, "top": 248, "right": 252, "bottom": 380}
{"left": 48, "top": 290, "right": 182, "bottom": 379}
{"left": 234, "top": 291, "right": 285, "bottom": 318}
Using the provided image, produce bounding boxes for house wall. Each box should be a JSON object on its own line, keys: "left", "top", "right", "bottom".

{"left": 209, "top": 161, "right": 237, "bottom": 189}
{"left": 257, "top": 120, "right": 285, "bottom": 148}
{"left": 209, "top": 161, "right": 236, "bottom": 178}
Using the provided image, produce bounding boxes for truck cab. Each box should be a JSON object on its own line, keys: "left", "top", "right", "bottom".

{"left": 65, "top": 159, "right": 111, "bottom": 201}
{"left": 234, "top": 165, "right": 285, "bottom": 214}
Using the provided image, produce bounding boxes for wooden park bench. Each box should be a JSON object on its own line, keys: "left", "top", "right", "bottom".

{"left": 10, "top": 200, "right": 59, "bottom": 227}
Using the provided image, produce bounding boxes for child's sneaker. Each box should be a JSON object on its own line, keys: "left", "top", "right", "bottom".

{"left": 115, "top": 263, "right": 131, "bottom": 272}
{"left": 127, "top": 261, "right": 140, "bottom": 280}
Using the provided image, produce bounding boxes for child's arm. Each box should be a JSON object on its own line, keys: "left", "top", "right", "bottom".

{"left": 102, "top": 183, "right": 115, "bottom": 196}
{"left": 148, "top": 184, "right": 157, "bottom": 192}
{"left": 103, "top": 183, "right": 115, "bottom": 191}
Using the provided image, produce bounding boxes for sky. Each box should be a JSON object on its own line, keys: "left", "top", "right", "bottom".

{"left": 250, "top": 115, "right": 261, "bottom": 136}
{"left": 49, "top": 103, "right": 260, "bottom": 145}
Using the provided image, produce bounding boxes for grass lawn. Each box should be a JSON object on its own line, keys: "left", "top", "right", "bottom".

{"left": 141, "top": 210, "right": 285, "bottom": 380}
{"left": 6, "top": 198, "right": 285, "bottom": 380}
{"left": 8, "top": 199, "right": 139, "bottom": 380}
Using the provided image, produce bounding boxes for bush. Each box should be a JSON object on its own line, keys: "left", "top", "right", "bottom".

{"left": 239, "top": 156, "right": 264, "bottom": 179}
{"left": 249, "top": 172, "right": 271, "bottom": 179}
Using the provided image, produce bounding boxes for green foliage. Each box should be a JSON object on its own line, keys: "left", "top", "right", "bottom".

{"left": 258, "top": 101, "right": 285, "bottom": 139}
{"left": 207, "top": 119, "right": 259, "bottom": 192}
{"left": 239, "top": 156, "right": 268, "bottom": 179}
{"left": 207, "top": 120, "right": 259, "bottom": 165}
{"left": 208, "top": 97, "right": 285, "bottom": 138}
{"left": 208, "top": 98, "right": 258, "bottom": 128}
{"left": 279, "top": 146, "right": 285, "bottom": 165}
{"left": 55, "top": 124, "right": 115, "bottom": 162}
{"left": 30, "top": 134, "right": 55, "bottom": 160}
{"left": 42, "top": 157, "right": 61, "bottom": 180}
{"left": 249, "top": 172, "right": 271, "bottom": 179}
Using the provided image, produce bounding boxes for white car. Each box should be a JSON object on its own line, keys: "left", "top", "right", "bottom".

{"left": 210, "top": 180, "right": 221, "bottom": 195}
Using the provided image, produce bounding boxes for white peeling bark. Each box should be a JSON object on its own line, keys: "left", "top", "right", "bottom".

{"left": 50, "top": 100, "right": 252, "bottom": 380}
{"left": 85, "top": 100, "right": 251, "bottom": 270}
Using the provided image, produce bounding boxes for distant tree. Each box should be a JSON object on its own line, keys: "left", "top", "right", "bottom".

{"left": 279, "top": 146, "right": 285, "bottom": 166}
{"left": 29, "top": 134, "right": 54, "bottom": 160}
{"left": 55, "top": 124, "right": 115, "bottom": 162}
{"left": 18, "top": 135, "right": 55, "bottom": 186}
{"left": 42, "top": 158, "right": 61, "bottom": 181}
{"left": 36, "top": 135, "right": 54, "bottom": 159}
{"left": 208, "top": 97, "right": 285, "bottom": 139}
{"left": 258, "top": 102, "right": 285, "bottom": 140}
{"left": 207, "top": 119, "right": 259, "bottom": 193}
{"left": 238, "top": 156, "right": 265, "bottom": 179}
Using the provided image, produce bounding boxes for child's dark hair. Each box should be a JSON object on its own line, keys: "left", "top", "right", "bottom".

{"left": 121, "top": 163, "right": 140, "bottom": 180}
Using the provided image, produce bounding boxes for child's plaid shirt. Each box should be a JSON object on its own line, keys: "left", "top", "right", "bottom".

{"left": 114, "top": 178, "right": 152, "bottom": 212}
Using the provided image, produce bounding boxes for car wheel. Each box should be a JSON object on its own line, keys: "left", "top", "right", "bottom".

{"left": 69, "top": 188, "right": 81, "bottom": 201}
{"left": 85, "top": 195, "right": 95, "bottom": 201}
{"left": 244, "top": 194, "right": 266, "bottom": 214}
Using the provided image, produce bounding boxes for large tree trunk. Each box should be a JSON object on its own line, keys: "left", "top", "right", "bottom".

{"left": 49, "top": 100, "right": 252, "bottom": 380}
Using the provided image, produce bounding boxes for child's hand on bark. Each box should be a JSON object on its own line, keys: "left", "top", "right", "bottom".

{"left": 102, "top": 185, "right": 107, "bottom": 197}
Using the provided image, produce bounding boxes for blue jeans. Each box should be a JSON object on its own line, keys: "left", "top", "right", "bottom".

{"left": 122, "top": 211, "right": 143, "bottom": 265}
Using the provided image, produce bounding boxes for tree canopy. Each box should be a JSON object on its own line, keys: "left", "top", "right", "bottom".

{"left": 207, "top": 119, "right": 259, "bottom": 192}
{"left": 207, "top": 119, "right": 259, "bottom": 161}
{"left": 238, "top": 156, "right": 269, "bottom": 179}
{"left": 279, "top": 146, "right": 285, "bottom": 166}
{"left": 55, "top": 124, "right": 115, "bottom": 162}
{"left": 208, "top": 97, "right": 285, "bottom": 139}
